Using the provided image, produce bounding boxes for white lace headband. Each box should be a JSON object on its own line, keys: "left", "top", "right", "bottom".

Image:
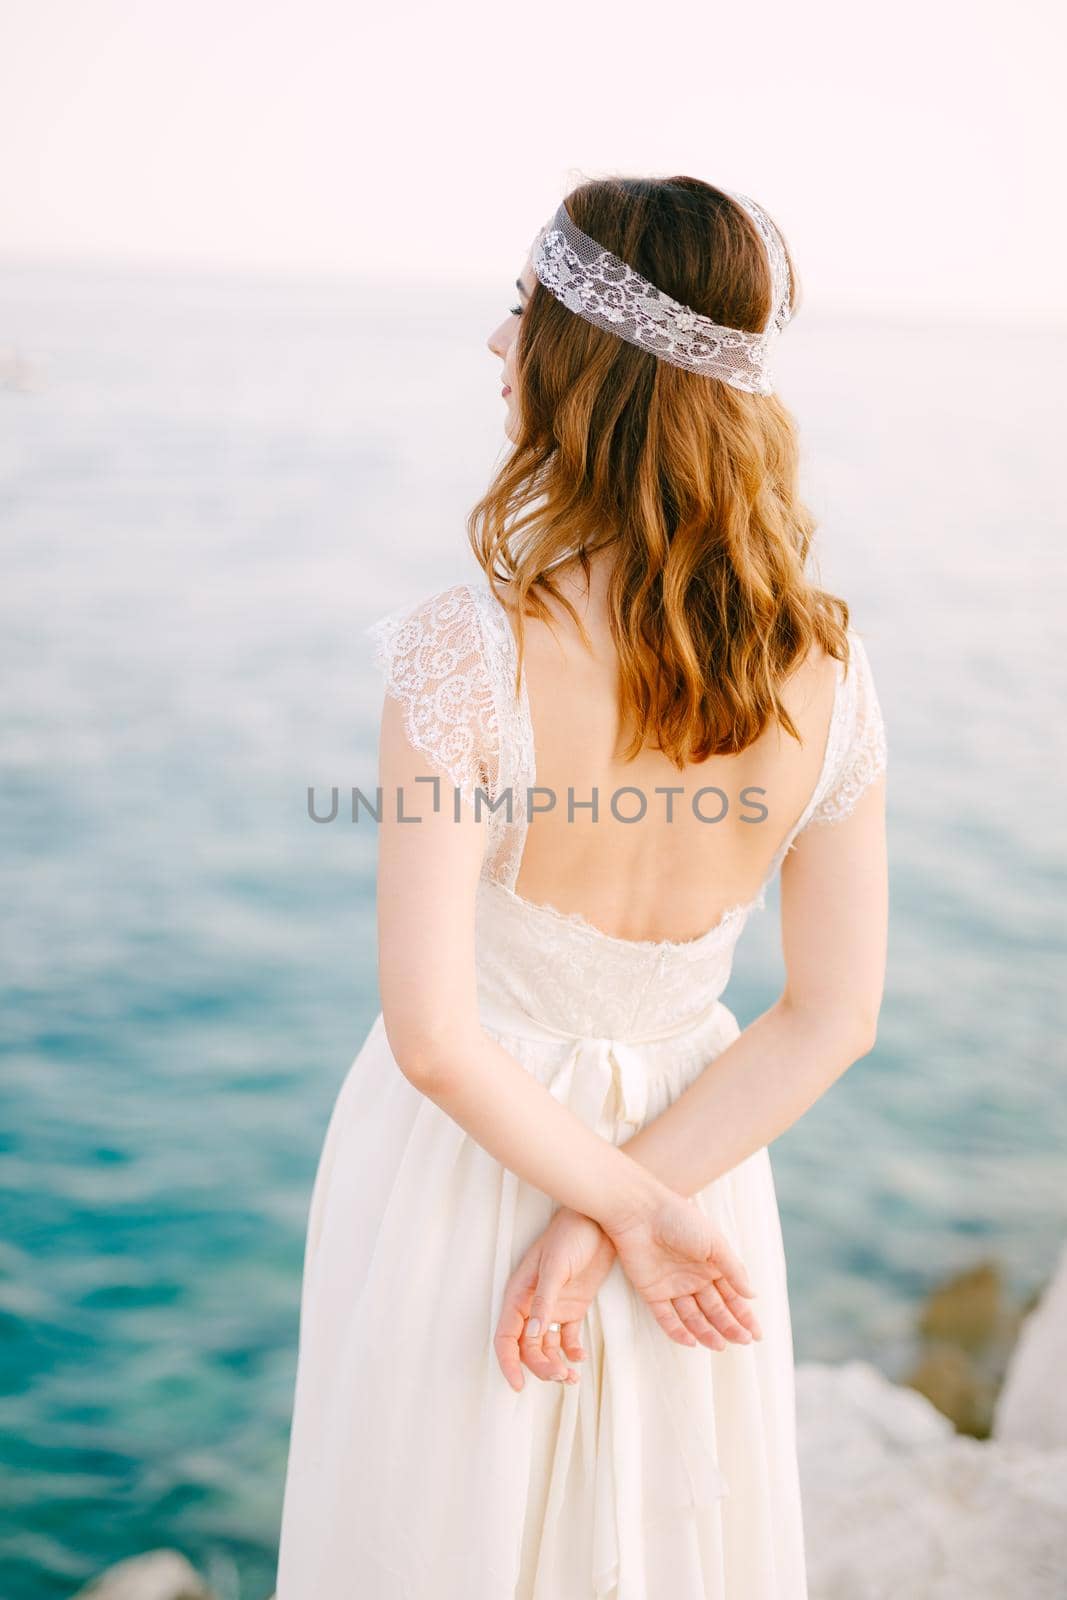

{"left": 529, "top": 191, "right": 793, "bottom": 395}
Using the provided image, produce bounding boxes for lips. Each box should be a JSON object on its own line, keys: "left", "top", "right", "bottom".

{"left": 502, "top": 384, "right": 512, "bottom": 398}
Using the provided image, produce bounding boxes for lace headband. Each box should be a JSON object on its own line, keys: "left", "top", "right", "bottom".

{"left": 529, "top": 191, "right": 793, "bottom": 395}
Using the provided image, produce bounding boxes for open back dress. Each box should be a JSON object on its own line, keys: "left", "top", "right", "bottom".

{"left": 274, "top": 575, "right": 888, "bottom": 1600}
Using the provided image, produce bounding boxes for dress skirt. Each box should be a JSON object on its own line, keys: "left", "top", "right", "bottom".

{"left": 274, "top": 992, "right": 809, "bottom": 1600}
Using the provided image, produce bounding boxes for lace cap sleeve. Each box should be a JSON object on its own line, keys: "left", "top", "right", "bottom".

{"left": 365, "top": 582, "right": 498, "bottom": 809}
{"left": 805, "top": 629, "right": 888, "bottom": 827}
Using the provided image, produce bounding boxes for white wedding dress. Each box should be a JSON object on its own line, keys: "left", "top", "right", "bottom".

{"left": 275, "top": 577, "right": 888, "bottom": 1600}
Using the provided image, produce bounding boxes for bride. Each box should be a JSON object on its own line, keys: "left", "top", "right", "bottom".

{"left": 275, "top": 174, "right": 888, "bottom": 1598}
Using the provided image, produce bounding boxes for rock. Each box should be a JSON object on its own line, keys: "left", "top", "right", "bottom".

{"left": 71, "top": 1549, "right": 217, "bottom": 1600}
{"left": 797, "top": 1358, "right": 952, "bottom": 1473}
{"left": 918, "top": 1260, "right": 1003, "bottom": 1348}
{"left": 797, "top": 1358, "right": 1067, "bottom": 1599}
{"left": 994, "top": 1237, "right": 1067, "bottom": 1449}
{"left": 903, "top": 1343, "right": 996, "bottom": 1438}
{"left": 907, "top": 1258, "right": 1028, "bottom": 1434}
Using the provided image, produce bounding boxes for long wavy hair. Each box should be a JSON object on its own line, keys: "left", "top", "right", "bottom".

{"left": 466, "top": 174, "right": 851, "bottom": 768}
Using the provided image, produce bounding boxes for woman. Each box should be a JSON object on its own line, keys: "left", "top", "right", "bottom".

{"left": 275, "top": 175, "right": 888, "bottom": 1599}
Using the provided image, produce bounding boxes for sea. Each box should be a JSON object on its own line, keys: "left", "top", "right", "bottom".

{"left": 1, "top": 259, "right": 1064, "bottom": 1599}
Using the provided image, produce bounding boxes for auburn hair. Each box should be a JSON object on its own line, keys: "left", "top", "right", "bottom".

{"left": 466, "top": 174, "right": 851, "bottom": 768}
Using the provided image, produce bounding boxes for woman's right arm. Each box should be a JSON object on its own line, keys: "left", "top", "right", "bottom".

{"left": 612, "top": 770, "right": 888, "bottom": 1207}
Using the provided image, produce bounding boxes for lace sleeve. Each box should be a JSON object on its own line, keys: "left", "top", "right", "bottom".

{"left": 365, "top": 583, "right": 498, "bottom": 810}
{"left": 805, "top": 631, "right": 888, "bottom": 827}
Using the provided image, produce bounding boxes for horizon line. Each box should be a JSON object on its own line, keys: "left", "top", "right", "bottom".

{"left": 1, "top": 248, "right": 1064, "bottom": 331}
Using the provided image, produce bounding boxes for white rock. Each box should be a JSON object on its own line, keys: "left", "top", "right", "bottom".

{"left": 72, "top": 1549, "right": 215, "bottom": 1600}
{"left": 797, "top": 1358, "right": 1067, "bottom": 1599}
{"left": 994, "top": 1237, "right": 1067, "bottom": 1449}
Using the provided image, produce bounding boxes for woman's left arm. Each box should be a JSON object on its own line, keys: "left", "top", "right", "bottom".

{"left": 375, "top": 691, "right": 672, "bottom": 1237}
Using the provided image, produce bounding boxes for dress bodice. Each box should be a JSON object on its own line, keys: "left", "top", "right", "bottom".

{"left": 367, "top": 576, "right": 888, "bottom": 1040}
{"left": 474, "top": 876, "right": 752, "bottom": 1040}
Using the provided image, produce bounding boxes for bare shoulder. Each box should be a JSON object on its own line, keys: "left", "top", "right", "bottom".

{"left": 489, "top": 573, "right": 601, "bottom": 667}
{"left": 773, "top": 633, "right": 844, "bottom": 737}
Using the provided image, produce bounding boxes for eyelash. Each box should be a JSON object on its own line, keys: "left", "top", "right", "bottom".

{"left": 509, "top": 304, "right": 524, "bottom": 317}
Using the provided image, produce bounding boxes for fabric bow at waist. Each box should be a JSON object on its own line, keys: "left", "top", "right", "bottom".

{"left": 477, "top": 989, "right": 730, "bottom": 1143}
{"left": 476, "top": 989, "right": 735, "bottom": 1598}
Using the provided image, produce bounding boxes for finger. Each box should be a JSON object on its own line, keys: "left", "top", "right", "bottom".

{"left": 519, "top": 1315, "right": 568, "bottom": 1383}
{"left": 543, "top": 1321, "right": 579, "bottom": 1384}
{"left": 527, "top": 1267, "right": 572, "bottom": 1356}
{"left": 522, "top": 1266, "right": 576, "bottom": 1382}
{"left": 707, "top": 1235, "right": 757, "bottom": 1299}
{"left": 521, "top": 1319, "right": 576, "bottom": 1383}
{"left": 494, "top": 1325, "right": 526, "bottom": 1390}
{"left": 541, "top": 1320, "right": 570, "bottom": 1379}
{"left": 526, "top": 1275, "right": 565, "bottom": 1338}
{"left": 694, "top": 1281, "right": 754, "bottom": 1344}
{"left": 560, "top": 1319, "right": 587, "bottom": 1363}
{"left": 493, "top": 1253, "right": 541, "bottom": 1391}
{"left": 494, "top": 1281, "right": 534, "bottom": 1390}
{"left": 675, "top": 1294, "right": 726, "bottom": 1350}
{"left": 647, "top": 1297, "right": 699, "bottom": 1348}
{"left": 516, "top": 1305, "right": 555, "bottom": 1382}
{"left": 717, "top": 1277, "right": 765, "bottom": 1340}
{"left": 673, "top": 1292, "right": 727, "bottom": 1351}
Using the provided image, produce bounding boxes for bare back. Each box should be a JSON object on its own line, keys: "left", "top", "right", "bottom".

{"left": 501, "top": 555, "right": 841, "bottom": 945}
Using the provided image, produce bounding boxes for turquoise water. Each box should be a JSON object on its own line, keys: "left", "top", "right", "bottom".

{"left": 1, "top": 262, "right": 1064, "bottom": 1599}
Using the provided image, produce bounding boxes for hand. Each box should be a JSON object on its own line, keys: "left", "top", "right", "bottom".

{"left": 606, "top": 1191, "right": 763, "bottom": 1351}
{"left": 493, "top": 1206, "right": 617, "bottom": 1393}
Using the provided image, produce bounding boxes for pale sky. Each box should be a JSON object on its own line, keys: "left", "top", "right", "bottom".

{"left": 1, "top": 0, "right": 1063, "bottom": 317}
